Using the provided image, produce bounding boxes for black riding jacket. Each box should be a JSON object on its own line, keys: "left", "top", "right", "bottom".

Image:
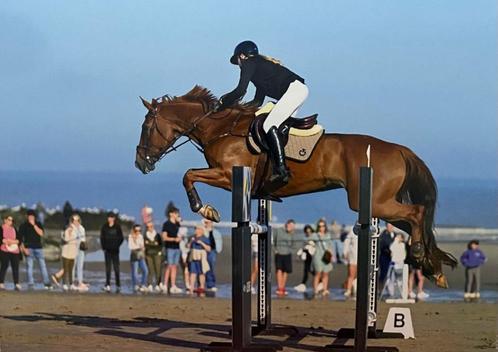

{"left": 221, "top": 55, "right": 304, "bottom": 108}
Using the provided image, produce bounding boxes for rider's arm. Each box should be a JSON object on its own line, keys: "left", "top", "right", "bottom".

{"left": 220, "top": 59, "right": 257, "bottom": 107}
{"left": 247, "top": 88, "right": 265, "bottom": 107}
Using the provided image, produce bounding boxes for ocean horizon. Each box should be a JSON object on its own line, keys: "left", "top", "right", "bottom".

{"left": 1, "top": 170, "right": 496, "bottom": 228}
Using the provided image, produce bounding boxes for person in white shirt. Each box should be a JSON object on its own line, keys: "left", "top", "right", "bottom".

{"left": 60, "top": 214, "right": 81, "bottom": 291}
{"left": 343, "top": 227, "right": 358, "bottom": 297}
{"left": 51, "top": 214, "right": 88, "bottom": 292}
{"left": 390, "top": 234, "right": 407, "bottom": 270}
{"left": 386, "top": 233, "right": 407, "bottom": 297}
{"left": 128, "top": 224, "right": 148, "bottom": 292}
{"left": 72, "top": 216, "right": 88, "bottom": 291}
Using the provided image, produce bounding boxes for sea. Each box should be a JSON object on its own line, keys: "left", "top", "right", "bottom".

{"left": 1, "top": 170, "right": 496, "bottom": 228}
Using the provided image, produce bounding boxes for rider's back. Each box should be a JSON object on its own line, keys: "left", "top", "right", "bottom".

{"left": 248, "top": 56, "right": 304, "bottom": 100}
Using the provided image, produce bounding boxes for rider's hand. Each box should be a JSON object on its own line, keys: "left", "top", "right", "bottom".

{"left": 212, "top": 99, "right": 224, "bottom": 113}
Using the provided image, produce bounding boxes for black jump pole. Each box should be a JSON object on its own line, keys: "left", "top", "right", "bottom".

{"left": 204, "top": 166, "right": 281, "bottom": 352}
{"left": 354, "top": 166, "right": 373, "bottom": 352}
{"left": 325, "top": 146, "right": 400, "bottom": 352}
{"left": 231, "top": 166, "right": 253, "bottom": 349}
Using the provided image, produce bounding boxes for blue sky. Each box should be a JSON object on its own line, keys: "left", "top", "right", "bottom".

{"left": 0, "top": 0, "right": 496, "bottom": 180}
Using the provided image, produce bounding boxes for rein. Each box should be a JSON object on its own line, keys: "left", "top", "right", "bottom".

{"left": 137, "top": 104, "right": 248, "bottom": 164}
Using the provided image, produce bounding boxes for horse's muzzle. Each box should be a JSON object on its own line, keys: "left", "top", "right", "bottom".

{"left": 135, "top": 153, "right": 156, "bottom": 174}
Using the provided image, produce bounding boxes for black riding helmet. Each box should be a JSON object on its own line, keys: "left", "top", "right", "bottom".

{"left": 230, "top": 40, "right": 259, "bottom": 65}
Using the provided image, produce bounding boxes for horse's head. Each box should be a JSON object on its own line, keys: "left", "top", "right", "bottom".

{"left": 135, "top": 97, "right": 184, "bottom": 174}
{"left": 135, "top": 86, "right": 225, "bottom": 174}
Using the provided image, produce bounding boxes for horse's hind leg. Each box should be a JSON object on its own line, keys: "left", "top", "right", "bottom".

{"left": 372, "top": 199, "right": 426, "bottom": 258}
{"left": 183, "top": 167, "right": 231, "bottom": 222}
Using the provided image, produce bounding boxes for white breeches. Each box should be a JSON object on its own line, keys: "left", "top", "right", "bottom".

{"left": 263, "top": 80, "right": 309, "bottom": 132}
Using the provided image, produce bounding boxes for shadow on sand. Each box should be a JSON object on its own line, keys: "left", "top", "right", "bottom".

{"left": 1, "top": 313, "right": 342, "bottom": 351}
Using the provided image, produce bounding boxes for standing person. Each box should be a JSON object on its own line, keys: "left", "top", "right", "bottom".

{"left": 379, "top": 222, "right": 396, "bottom": 288}
{"left": 100, "top": 212, "right": 124, "bottom": 293}
{"left": 144, "top": 221, "right": 162, "bottom": 292}
{"left": 161, "top": 205, "right": 183, "bottom": 294}
{"left": 51, "top": 214, "right": 88, "bottom": 291}
{"left": 311, "top": 219, "right": 333, "bottom": 296}
{"left": 203, "top": 219, "right": 223, "bottom": 292}
{"left": 330, "top": 220, "right": 343, "bottom": 264}
{"left": 273, "top": 219, "right": 295, "bottom": 296}
{"left": 72, "top": 214, "right": 88, "bottom": 291}
{"left": 178, "top": 226, "right": 191, "bottom": 291}
{"left": 141, "top": 203, "right": 153, "bottom": 225}
{"left": 406, "top": 238, "right": 429, "bottom": 300}
{"left": 60, "top": 214, "right": 80, "bottom": 291}
{"left": 294, "top": 224, "right": 315, "bottom": 293}
{"left": 187, "top": 225, "right": 211, "bottom": 295}
{"left": 0, "top": 215, "right": 22, "bottom": 291}
{"left": 387, "top": 233, "right": 407, "bottom": 297}
{"left": 250, "top": 234, "right": 259, "bottom": 294}
{"left": 460, "top": 239, "right": 486, "bottom": 300}
{"left": 128, "top": 224, "right": 148, "bottom": 292}
{"left": 343, "top": 226, "right": 358, "bottom": 297}
{"left": 19, "top": 210, "right": 52, "bottom": 289}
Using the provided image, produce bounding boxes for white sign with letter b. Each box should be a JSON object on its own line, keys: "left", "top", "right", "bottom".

{"left": 383, "top": 307, "right": 415, "bottom": 339}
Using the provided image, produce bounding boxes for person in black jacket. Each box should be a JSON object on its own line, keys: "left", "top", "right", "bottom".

{"left": 379, "top": 222, "right": 396, "bottom": 287}
{"left": 216, "top": 40, "right": 309, "bottom": 190}
{"left": 19, "top": 210, "right": 52, "bottom": 289}
{"left": 100, "top": 212, "right": 124, "bottom": 293}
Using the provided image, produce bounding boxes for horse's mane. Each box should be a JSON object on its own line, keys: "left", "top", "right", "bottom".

{"left": 157, "top": 85, "right": 258, "bottom": 114}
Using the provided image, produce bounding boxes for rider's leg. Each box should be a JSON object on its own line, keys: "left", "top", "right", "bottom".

{"left": 263, "top": 80, "right": 309, "bottom": 132}
{"left": 263, "top": 80, "right": 308, "bottom": 184}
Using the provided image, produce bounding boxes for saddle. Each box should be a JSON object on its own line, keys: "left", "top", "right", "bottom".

{"left": 248, "top": 102, "right": 325, "bottom": 162}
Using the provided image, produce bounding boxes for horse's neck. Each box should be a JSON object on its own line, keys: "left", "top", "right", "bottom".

{"left": 186, "top": 107, "right": 252, "bottom": 147}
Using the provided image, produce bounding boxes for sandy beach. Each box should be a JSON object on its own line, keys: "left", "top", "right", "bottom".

{"left": 0, "top": 241, "right": 496, "bottom": 351}
{"left": 0, "top": 291, "right": 496, "bottom": 352}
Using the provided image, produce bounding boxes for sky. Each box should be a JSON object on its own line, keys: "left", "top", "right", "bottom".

{"left": 0, "top": 0, "right": 496, "bottom": 180}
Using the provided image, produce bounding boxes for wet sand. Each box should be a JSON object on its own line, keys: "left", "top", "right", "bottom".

{"left": 0, "top": 291, "right": 496, "bottom": 352}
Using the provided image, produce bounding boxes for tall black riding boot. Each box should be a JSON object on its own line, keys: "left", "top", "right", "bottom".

{"left": 266, "top": 126, "right": 290, "bottom": 189}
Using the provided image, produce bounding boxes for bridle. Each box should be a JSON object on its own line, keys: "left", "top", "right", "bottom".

{"left": 136, "top": 100, "right": 249, "bottom": 169}
{"left": 136, "top": 105, "right": 212, "bottom": 166}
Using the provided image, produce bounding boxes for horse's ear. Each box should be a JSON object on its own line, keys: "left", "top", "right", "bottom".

{"left": 140, "top": 96, "right": 153, "bottom": 111}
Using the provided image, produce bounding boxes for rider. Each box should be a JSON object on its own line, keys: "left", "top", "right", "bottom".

{"left": 214, "top": 40, "right": 308, "bottom": 189}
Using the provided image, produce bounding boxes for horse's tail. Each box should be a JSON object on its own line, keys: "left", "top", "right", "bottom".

{"left": 398, "top": 149, "right": 458, "bottom": 273}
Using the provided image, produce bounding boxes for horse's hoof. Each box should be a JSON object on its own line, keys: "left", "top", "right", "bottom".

{"left": 198, "top": 205, "right": 221, "bottom": 223}
{"left": 410, "top": 242, "right": 425, "bottom": 260}
{"left": 435, "top": 273, "right": 448, "bottom": 289}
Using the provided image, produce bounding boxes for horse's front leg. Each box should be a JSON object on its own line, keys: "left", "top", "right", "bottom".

{"left": 183, "top": 167, "right": 231, "bottom": 222}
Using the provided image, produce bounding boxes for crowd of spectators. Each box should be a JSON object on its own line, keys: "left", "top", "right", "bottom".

{"left": 0, "top": 205, "right": 487, "bottom": 302}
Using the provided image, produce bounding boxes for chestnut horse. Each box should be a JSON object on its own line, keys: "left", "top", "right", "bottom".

{"left": 135, "top": 86, "right": 456, "bottom": 288}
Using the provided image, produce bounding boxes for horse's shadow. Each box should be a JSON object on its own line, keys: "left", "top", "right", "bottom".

{"left": 1, "top": 312, "right": 338, "bottom": 351}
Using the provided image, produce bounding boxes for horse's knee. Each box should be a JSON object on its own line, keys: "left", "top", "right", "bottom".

{"left": 183, "top": 169, "right": 194, "bottom": 189}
